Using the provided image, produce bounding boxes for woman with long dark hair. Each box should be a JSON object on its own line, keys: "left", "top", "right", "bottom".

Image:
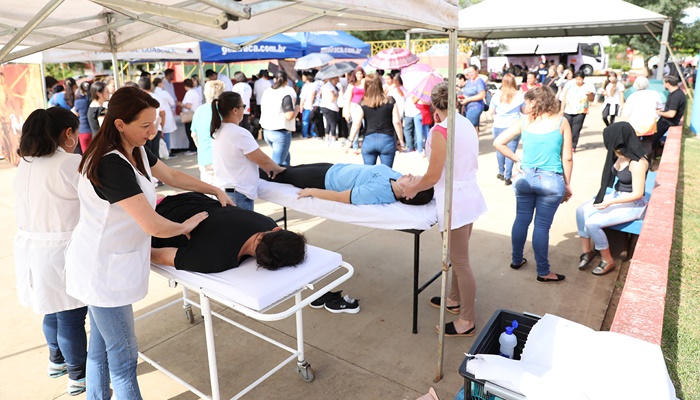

{"left": 344, "top": 66, "right": 367, "bottom": 152}
{"left": 87, "top": 81, "right": 108, "bottom": 137}
{"left": 72, "top": 81, "right": 92, "bottom": 153}
{"left": 345, "top": 73, "right": 404, "bottom": 167}
{"left": 260, "top": 71, "right": 299, "bottom": 166}
{"left": 14, "top": 107, "right": 88, "bottom": 396}
{"left": 64, "top": 86, "right": 232, "bottom": 399}
{"left": 211, "top": 91, "right": 285, "bottom": 210}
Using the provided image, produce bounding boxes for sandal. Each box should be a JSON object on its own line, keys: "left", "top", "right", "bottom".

{"left": 578, "top": 252, "right": 595, "bottom": 270}
{"left": 436, "top": 321, "right": 476, "bottom": 337}
{"left": 592, "top": 260, "right": 616, "bottom": 275}
{"left": 510, "top": 258, "right": 527, "bottom": 270}
{"left": 429, "top": 296, "right": 460, "bottom": 315}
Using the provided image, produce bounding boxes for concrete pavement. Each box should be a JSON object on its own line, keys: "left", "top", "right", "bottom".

{"left": 0, "top": 101, "right": 626, "bottom": 400}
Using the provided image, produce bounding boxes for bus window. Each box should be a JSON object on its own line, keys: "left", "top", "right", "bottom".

{"left": 581, "top": 43, "right": 601, "bottom": 61}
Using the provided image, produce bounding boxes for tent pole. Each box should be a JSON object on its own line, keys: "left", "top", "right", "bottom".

{"left": 435, "top": 28, "right": 458, "bottom": 384}
{"left": 405, "top": 31, "right": 411, "bottom": 51}
{"left": 40, "top": 60, "right": 47, "bottom": 107}
{"left": 657, "top": 19, "right": 670, "bottom": 80}
{"left": 106, "top": 13, "right": 121, "bottom": 89}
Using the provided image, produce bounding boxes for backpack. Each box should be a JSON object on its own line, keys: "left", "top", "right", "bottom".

{"left": 483, "top": 90, "right": 493, "bottom": 111}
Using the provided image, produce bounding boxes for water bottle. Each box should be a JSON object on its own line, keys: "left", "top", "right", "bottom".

{"left": 499, "top": 320, "right": 518, "bottom": 359}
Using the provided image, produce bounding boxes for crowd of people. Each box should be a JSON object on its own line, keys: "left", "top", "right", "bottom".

{"left": 15, "top": 59, "right": 688, "bottom": 396}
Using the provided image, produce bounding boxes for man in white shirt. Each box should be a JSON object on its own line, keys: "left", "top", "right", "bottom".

{"left": 253, "top": 69, "right": 272, "bottom": 116}
{"left": 179, "top": 78, "right": 202, "bottom": 155}
{"left": 153, "top": 77, "right": 178, "bottom": 157}
{"left": 162, "top": 69, "right": 177, "bottom": 110}
{"left": 205, "top": 69, "right": 233, "bottom": 92}
{"left": 232, "top": 71, "right": 253, "bottom": 135}
{"left": 138, "top": 77, "right": 166, "bottom": 166}
{"left": 299, "top": 71, "right": 317, "bottom": 138}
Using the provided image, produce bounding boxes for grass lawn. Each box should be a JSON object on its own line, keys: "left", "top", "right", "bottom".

{"left": 662, "top": 133, "right": 700, "bottom": 400}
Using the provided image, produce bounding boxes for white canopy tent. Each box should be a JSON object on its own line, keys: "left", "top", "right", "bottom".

{"left": 456, "top": 0, "right": 671, "bottom": 79}
{"left": 0, "top": 0, "right": 462, "bottom": 383}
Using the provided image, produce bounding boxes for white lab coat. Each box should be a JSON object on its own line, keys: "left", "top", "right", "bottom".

{"left": 65, "top": 148, "right": 156, "bottom": 307}
{"left": 13, "top": 148, "right": 86, "bottom": 314}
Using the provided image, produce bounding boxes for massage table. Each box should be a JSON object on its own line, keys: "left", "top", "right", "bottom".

{"left": 257, "top": 180, "right": 439, "bottom": 334}
{"left": 137, "top": 245, "right": 354, "bottom": 400}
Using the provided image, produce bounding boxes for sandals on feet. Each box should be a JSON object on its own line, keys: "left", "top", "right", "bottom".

{"left": 578, "top": 252, "right": 595, "bottom": 270}
{"left": 510, "top": 258, "right": 527, "bottom": 270}
{"left": 592, "top": 260, "right": 616, "bottom": 275}
{"left": 429, "top": 296, "right": 460, "bottom": 315}
{"left": 436, "top": 321, "right": 476, "bottom": 337}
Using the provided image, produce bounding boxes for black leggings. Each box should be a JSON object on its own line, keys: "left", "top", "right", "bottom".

{"left": 601, "top": 104, "right": 617, "bottom": 127}
{"left": 321, "top": 107, "right": 339, "bottom": 138}
{"left": 564, "top": 113, "right": 586, "bottom": 150}
{"left": 260, "top": 163, "right": 332, "bottom": 189}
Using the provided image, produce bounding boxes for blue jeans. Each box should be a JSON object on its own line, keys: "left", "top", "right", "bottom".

{"left": 263, "top": 129, "right": 291, "bottom": 166}
{"left": 227, "top": 190, "right": 254, "bottom": 211}
{"left": 511, "top": 168, "right": 565, "bottom": 276}
{"left": 403, "top": 114, "right": 425, "bottom": 151}
{"left": 576, "top": 192, "right": 647, "bottom": 250}
{"left": 87, "top": 305, "right": 142, "bottom": 400}
{"left": 162, "top": 132, "right": 172, "bottom": 151}
{"left": 361, "top": 133, "right": 396, "bottom": 167}
{"left": 301, "top": 109, "right": 316, "bottom": 138}
{"left": 43, "top": 306, "right": 88, "bottom": 380}
{"left": 493, "top": 127, "right": 521, "bottom": 180}
{"left": 465, "top": 107, "right": 482, "bottom": 129}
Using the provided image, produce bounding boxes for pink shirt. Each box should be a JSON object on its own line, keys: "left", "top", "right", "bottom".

{"left": 351, "top": 86, "right": 365, "bottom": 104}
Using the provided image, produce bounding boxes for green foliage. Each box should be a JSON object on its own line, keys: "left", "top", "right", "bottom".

{"left": 347, "top": 30, "right": 405, "bottom": 42}
{"left": 673, "top": 20, "right": 700, "bottom": 54}
{"left": 611, "top": 0, "right": 700, "bottom": 58}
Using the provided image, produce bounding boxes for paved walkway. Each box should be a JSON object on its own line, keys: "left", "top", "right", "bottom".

{"left": 0, "top": 101, "right": 626, "bottom": 400}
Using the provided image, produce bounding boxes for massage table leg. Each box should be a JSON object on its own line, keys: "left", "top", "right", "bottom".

{"left": 294, "top": 292, "right": 315, "bottom": 382}
{"left": 201, "top": 292, "right": 221, "bottom": 400}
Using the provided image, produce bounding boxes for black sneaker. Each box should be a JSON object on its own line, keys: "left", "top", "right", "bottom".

{"left": 324, "top": 295, "right": 360, "bottom": 314}
{"left": 310, "top": 291, "right": 342, "bottom": 309}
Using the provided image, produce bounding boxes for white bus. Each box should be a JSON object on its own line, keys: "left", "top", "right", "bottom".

{"left": 482, "top": 37, "right": 609, "bottom": 77}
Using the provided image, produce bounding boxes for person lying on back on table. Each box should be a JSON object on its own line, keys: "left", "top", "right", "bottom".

{"left": 260, "top": 162, "right": 434, "bottom": 206}
{"left": 151, "top": 192, "right": 306, "bottom": 273}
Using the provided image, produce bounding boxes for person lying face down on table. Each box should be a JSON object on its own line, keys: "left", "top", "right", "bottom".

{"left": 260, "top": 162, "right": 435, "bottom": 205}
{"left": 151, "top": 192, "right": 306, "bottom": 273}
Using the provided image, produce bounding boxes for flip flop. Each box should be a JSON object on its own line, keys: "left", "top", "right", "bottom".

{"left": 510, "top": 258, "right": 527, "bottom": 270}
{"left": 436, "top": 321, "right": 476, "bottom": 337}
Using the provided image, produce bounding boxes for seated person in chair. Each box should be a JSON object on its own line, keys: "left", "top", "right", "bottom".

{"left": 151, "top": 192, "right": 306, "bottom": 273}
{"left": 261, "top": 162, "right": 434, "bottom": 205}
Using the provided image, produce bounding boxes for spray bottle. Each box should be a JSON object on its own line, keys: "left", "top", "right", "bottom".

{"left": 499, "top": 320, "right": 518, "bottom": 359}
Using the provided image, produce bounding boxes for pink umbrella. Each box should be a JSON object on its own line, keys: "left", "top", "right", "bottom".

{"left": 407, "top": 71, "right": 444, "bottom": 103}
{"left": 400, "top": 63, "right": 436, "bottom": 91}
{"left": 368, "top": 47, "right": 419, "bottom": 70}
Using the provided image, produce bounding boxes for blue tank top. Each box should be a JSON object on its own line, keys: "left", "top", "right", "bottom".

{"left": 520, "top": 118, "right": 563, "bottom": 174}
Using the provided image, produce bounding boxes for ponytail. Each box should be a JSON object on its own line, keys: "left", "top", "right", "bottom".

{"left": 210, "top": 92, "right": 243, "bottom": 138}
{"left": 18, "top": 107, "right": 79, "bottom": 159}
{"left": 210, "top": 99, "right": 222, "bottom": 138}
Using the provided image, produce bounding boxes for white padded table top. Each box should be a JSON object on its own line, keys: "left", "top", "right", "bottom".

{"left": 151, "top": 245, "right": 342, "bottom": 311}
{"left": 258, "top": 180, "right": 437, "bottom": 231}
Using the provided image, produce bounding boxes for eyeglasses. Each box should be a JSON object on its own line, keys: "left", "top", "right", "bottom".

{"left": 236, "top": 105, "right": 246, "bottom": 109}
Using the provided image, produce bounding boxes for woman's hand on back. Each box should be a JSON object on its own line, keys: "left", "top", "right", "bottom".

{"left": 214, "top": 188, "right": 235, "bottom": 207}
{"left": 182, "top": 211, "right": 209, "bottom": 239}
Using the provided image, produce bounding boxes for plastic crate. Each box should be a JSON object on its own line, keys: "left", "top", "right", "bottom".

{"left": 458, "top": 309, "right": 541, "bottom": 400}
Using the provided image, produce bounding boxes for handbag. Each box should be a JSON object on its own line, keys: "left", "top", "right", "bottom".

{"left": 180, "top": 109, "right": 194, "bottom": 123}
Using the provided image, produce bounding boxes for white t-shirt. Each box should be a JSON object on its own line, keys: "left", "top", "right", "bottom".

{"left": 491, "top": 91, "right": 524, "bottom": 129}
{"left": 603, "top": 82, "right": 625, "bottom": 106}
{"left": 320, "top": 81, "right": 339, "bottom": 111}
{"left": 154, "top": 87, "right": 177, "bottom": 133}
{"left": 621, "top": 89, "right": 664, "bottom": 136}
{"left": 300, "top": 82, "right": 315, "bottom": 110}
{"left": 217, "top": 73, "right": 233, "bottom": 92}
{"left": 404, "top": 95, "right": 420, "bottom": 117}
{"left": 254, "top": 78, "right": 272, "bottom": 104}
{"left": 387, "top": 86, "right": 405, "bottom": 118}
{"left": 232, "top": 82, "right": 252, "bottom": 115}
{"left": 212, "top": 122, "right": 261, "bottom": 199}
{"left": 182, "top": 88, "right": 202, "bottom": 112}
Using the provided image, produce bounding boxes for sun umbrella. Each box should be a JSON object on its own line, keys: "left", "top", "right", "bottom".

{"left": 367, "top": 47, "right": 419, "bottom": 70}
{"left": 401, "top": 63, "right": 438, "bottom": 92}
{"left": 294, "top": 52, "right": 335, "bottom": 70}
{"left": 407, "top": 71, "right": 445, "bottom": 103}
{"left": 315, "top": 62, "right": 356, "bottom": 80}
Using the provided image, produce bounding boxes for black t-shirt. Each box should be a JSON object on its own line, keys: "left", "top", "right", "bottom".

{"left": 663, "top": 89, "right": 686, "bottom": 126}
{"left": 362, "top": 97, "right": 396, "bottom": 136}
{"left": 93, "top": 147, "right": 159, "bottom": 204}
{"left": 151, "top": 192, "right": 278, "bottom": 273}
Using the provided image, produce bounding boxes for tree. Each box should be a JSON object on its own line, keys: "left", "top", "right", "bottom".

{"left": 611, "top": 0, "right": 700, "bottom": 67}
